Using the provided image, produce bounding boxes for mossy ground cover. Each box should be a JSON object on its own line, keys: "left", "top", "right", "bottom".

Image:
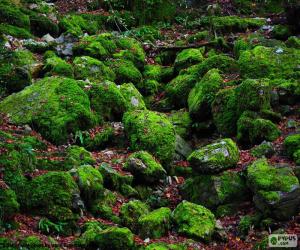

{"left": 0, "top": 0, "right": 300, "bottom": 249}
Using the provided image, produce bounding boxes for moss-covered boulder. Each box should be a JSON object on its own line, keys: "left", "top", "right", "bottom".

{"left": 74, "top": 221, "right": 103, "bottom": 248}
{"left": 0, "top": 49, "right": 36, "bottom": 93}
{"left": 145, "top": 242, "right": 187, "bottom": 250}
{"left": 168, "top": 110, "right": 192, "bottom": 139}
{"left": 124, "top": 151, "right": 167, "bottom": 183}
{"left": 0, "top": 188, "right": 19, "bottom": 223}
{"left": 165, "top": 74, "right": 198, "bottom": 108}
{"left": 236, "top": 79, "right": 271, "bottom": 115}
{"left": 88, "top": 81, "right": 127, "bottom": 122}
{"left": 26, "top": 172, "right": 80, "bottom": 220}
{"left": 246, "top": 158, "right": 300, "bottom": 219}
{"left": 73, "top": 165, "right": 103, "bottom": 207}
{"left": 174, "top": 48, "right": 204, "bottom": 73}
{"left": 0, "top": 77, "right": 96, "bottom": 145}
{"left": 109, "top": 59, "right": 143, "bottom": 85}
{"left": 123, "top": 110, "right": 176, "bottom": 164}
{"left": 172, "top": 201, "right": 216, "bottom": 241}
{"left": 284, "top": 134, "right": 300, "bottom": 164}
{"left": 120, "top": 83, "right": 146, "bottom": 111}
{"left": 237, "top": 111, "right": 281, "bottom": 145}
{"left": 188, "top": 138, "right": 239, "bottom": 174}
{"left": 0, "top": 24, "right": 32, "bottom": 38}
{"left": 143, "top": 65, "right": 163, "bottom": 81}
{"left": 94, "top": 226, "right": 135, "bottom": 250}
{"left": 188, "top": 69, "right": 223, "bottom": 120}
{"left": 238, "top": 46, "right": 300, "bottom": 80}
{"left": 138, "top": 207, "right": 171, "bottom": 239}
{"left": 20, "top": 235, "right": 48, "bottom": 250}
{"left": 212, "top": 87, "right": 238, "bottom": 136}
{"left": 251, "top": 141, "right": 275, "bottom": 158}
{"left": 73, "top": 56, "right": 115, "bottom": 82}
{"left": 181, "top": 170, "right": 248, "bottom": 209}
{"left": 43, "top": 55, "right": 74, "bottom": 78}
{"left": 120, "top": 200, "right": 149, "bottom": 232}
{"left": 64, "top": 146, "right": 96, "bottom": 170}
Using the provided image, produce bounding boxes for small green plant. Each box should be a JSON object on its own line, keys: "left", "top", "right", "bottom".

{"left": 38, "top": 218, "right": 66, "bottom": 234}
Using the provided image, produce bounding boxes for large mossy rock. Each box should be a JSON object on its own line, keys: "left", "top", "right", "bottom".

{"left": 246, "top": 158, "right": 300, "bottom": 220}
{"left": 94, "top": 226, "right": 135, "bottom": 250}
{"left": 284, "top": 134, "right": 300, "bottom": 164}
{"left": 181, "top": 170, "right": 248, "bottom": 209}
{"left": 43, "top": 55, "right": 74, "bottom": 78}
{"left": 188, "top": 138, "right": 239, "bottom": 174}
{"left": 237, "top": 111, "right": 281, "bottom": 145}
{"left": 174, "top": 48, "right": 204, "bottom": 73}
{"left": 172, "top": 201, "right": 216, "bottom": 241}
{"left": 120, "top": 83, "right": 147, "bottom": 111}
{"left": 212, "top": 87, "right": 238, "bottom": 136}
{"left": 188, "top": 69, "right": 223, "bottom": 120}
{"left": 238, "top": 46, "right": 300, "bottom": 80}
{"left": 123, "top": 110, "right": 176, "bottom": 164}
{"left": 25, "top": 172, "right": 80, "bottom": 220}
{"left": 120, "top": 200, "right": 149, "bottom": 232}
{"left": 138, "top": 207, "right": 172, "bottom": 239}
{"left": 0, "top": 77, "right": 96, "bottom": 145}
{"left": 124, "top": 151, "right": 167, "bottom": 184}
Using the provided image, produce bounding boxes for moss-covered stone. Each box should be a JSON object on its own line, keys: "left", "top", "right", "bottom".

{"left": 145, "top": 242, "right": 187, "bottom": 250}
{"left": 168, "top": 109, "right": 192, "bottom": 139}
{"left": 0, "top": 188, "right": 19, "bottom": 222}
{"left": 181, "top": 170, "right": 248, "bottom": 209}
{"left": 174, "top": 48, "right": 204, "bottom": 73}
{"left": 286, "top": 36, "right": 300, "bottom": 49}
{"left": 212, "top": 87, "right": 238, "bottom": 136}
{"left": 188, "top": 69, "right": 223, "bottom": 120}
{"left": 236, "top": 79, "right": 271, "bottom": 115}
{"left": 251, "top": 141, "right": 275, "bottom": 158}
{"left": 238, "top": 46, "right": 300, "bottom": 80}
{"left": 0, "top": 77, "right": 96, "bottom": 145}
{"left": 123, "top": 110, "right": 176, "bottom": 164}
{"left": 246, "top": 158, "right": 300, "bottom": 219}
{"left": 273, "top": 79, "right": 300, "bottom": 105}
{"left": 124, "top": 151, "right": 167, "bottom": 183}
{"left": 109, "top": 59, "right": 143, "bottom": 85}
{"left": 237, "top": 111, "right": 281, "bottom": 145}
{"left": 74, "top": 221, "right": 103, "bottom": 248}
{"left": 75, "top": 165, "right": 103, "bottom": 206}
{"left": 137, "top": 79, "right": 160, "bottom": 96}
{"left": 120, "top": 83, "right": 146, "bottom": 111}
{"left": 172, "top": 201, "right": 216, "bottom": 241}
{"left": 165, "top": 74, "right": 198, "bottom": 108}
{"left": 64, "top": 145, "right": 96, "bottom": 170}
{"left": 43, "top": 55, "right": 74, "bottom": 78}
{"left": 138, "top": 207, "right": 171, "bottom": 239}
{"left": 284, "top": 134, "right": 300, "bottom": 164}
{"left": 271, "top": 25, "right": 292, "bottom": 40}
{"left": 143, "top": 65, "right": 162, "bottom": 81}
{"left": 0, "top": 24, "right": 32, "bottom": 38}
{"left": 94, "top": 226, "right": 135, "bottom": 250}
{"left": 188, "top": 31, "right": 211, "bottom": 43}
{"left": 73, "top": 56, "right": 115, "bottom": 82}
{"left": 20, "top": 235, "right": 48, "bottom": 250}
{"left": 120, "top": 200, "right": 149, "bottom": 232}
{"left": 88, "top": 81, "right": 127, "bottom": 122}
{"left": 188, "top": 138, "right": 239, "bottom": 174}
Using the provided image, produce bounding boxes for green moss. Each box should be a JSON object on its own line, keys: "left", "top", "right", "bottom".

{"left": 73, "top": 56, "right": 115, "bottom": 82}
{"left": 74, "top": 221, "right": 102, "bottom": 248}
{"left": 188, "top": 31, "right": 210, "bottom": 43}
{"left": 138, "top": 79, "right": 160, "bottom": 96}
{"left": 271, "top": 25, "right": 292, "bottom": 40}
{"left": 247, "top": 158, "right": 299, "bottom": 198}
{"left": 120, "top": 83, "right": 146, "bottom": 111}
{"left": 236, "top": 79, "right": 271, "bottom": 115}
{"left": 109, "top": 59, "right": 142, "bottom": 85}
{"left": 59, "top": 14, "right": 99, "bottom": 37}
{"left": 120, "top": 200, "right": 149, "bottom": 232}
{"left": 124, "top": 151, "right": 167, "bottom": 183}
{"left": 138, "top": 207, "right": 171, "bottom": 239}
{"left": 0, "top": 237, "right": 17, "bottom": 250}
{"left": 81, "top": 125, "right": 114, "bottom": 150}
{"left": 172, "top": 201, "right": 216, "bottom": 242}
{"left": 188, "top": 138, "right": 239, "bottom": 174}
{"left": 251, "top": 141, "right": 274, "bottom": 158}
{"left": 165, "top": 74, "right": 198, "bottom": 108}
{"left": 64, "top": 146, "right": 95, "bottom": 170}
{"left": 145, "top": 242, "right": 187, "bottom": 250}
{"left": 188, "top": 69, "right": 223, "bottom": 120}
{"left": 20, "top": 235, "right": 48, "bottom": 250}
{"left": 123, "top": 110, "right": 176, "bottom": 164}
{"left": 0, "top": 24, "right": 32, "bottom": 38}
{"left": 212, "top": 87, "right": 238, "bottom": 136}
{"left": 0, "top": 1, "right": 30, "bottom": 29}
{"left": 174, "top": 48, "right": 204, "bottom": 73}
{"left": 286, "top": 36, "right": 300, "bottom": 49}
{"left": 0, "top": 77, "right": 96, "bottom": 145}
{"left": 26, "top": 172, "right": 79, "bottom": 220}
{"left": 143, "top": 65, "right": 162, "bottom": 81}
{"left": 168, "top": 109, "right": 192, "bottom": 139}
{"left": 94, "top": 226, "right": 134, "bottom": 250}
{"left": 0, "top": 188, "right": 19, "bottom": 221}
{"left": 181, "top": 171, "right": 247, "bottom": 209}
{"left": 44, "top": 56, "right": 74, "bottom": 78}
{"left": 237, "top": 111, "right": 281, "bottom": 145}
{"left": 284, "top": 134, "right": 300, "bottom": 157}
{"left": 293, "top": 149, "right": 300, "bottom": 165}
{"left": 88, "top": 81, "right": 127, "bottom": 122}
{"left": 76, "top": 165, "right": 103, "bottom": 206}
{"left": 238, "top": 214, "right": 262, "bottom": 236}
{"left": 238, "top": 46, "right": 300, "bottom": 80}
